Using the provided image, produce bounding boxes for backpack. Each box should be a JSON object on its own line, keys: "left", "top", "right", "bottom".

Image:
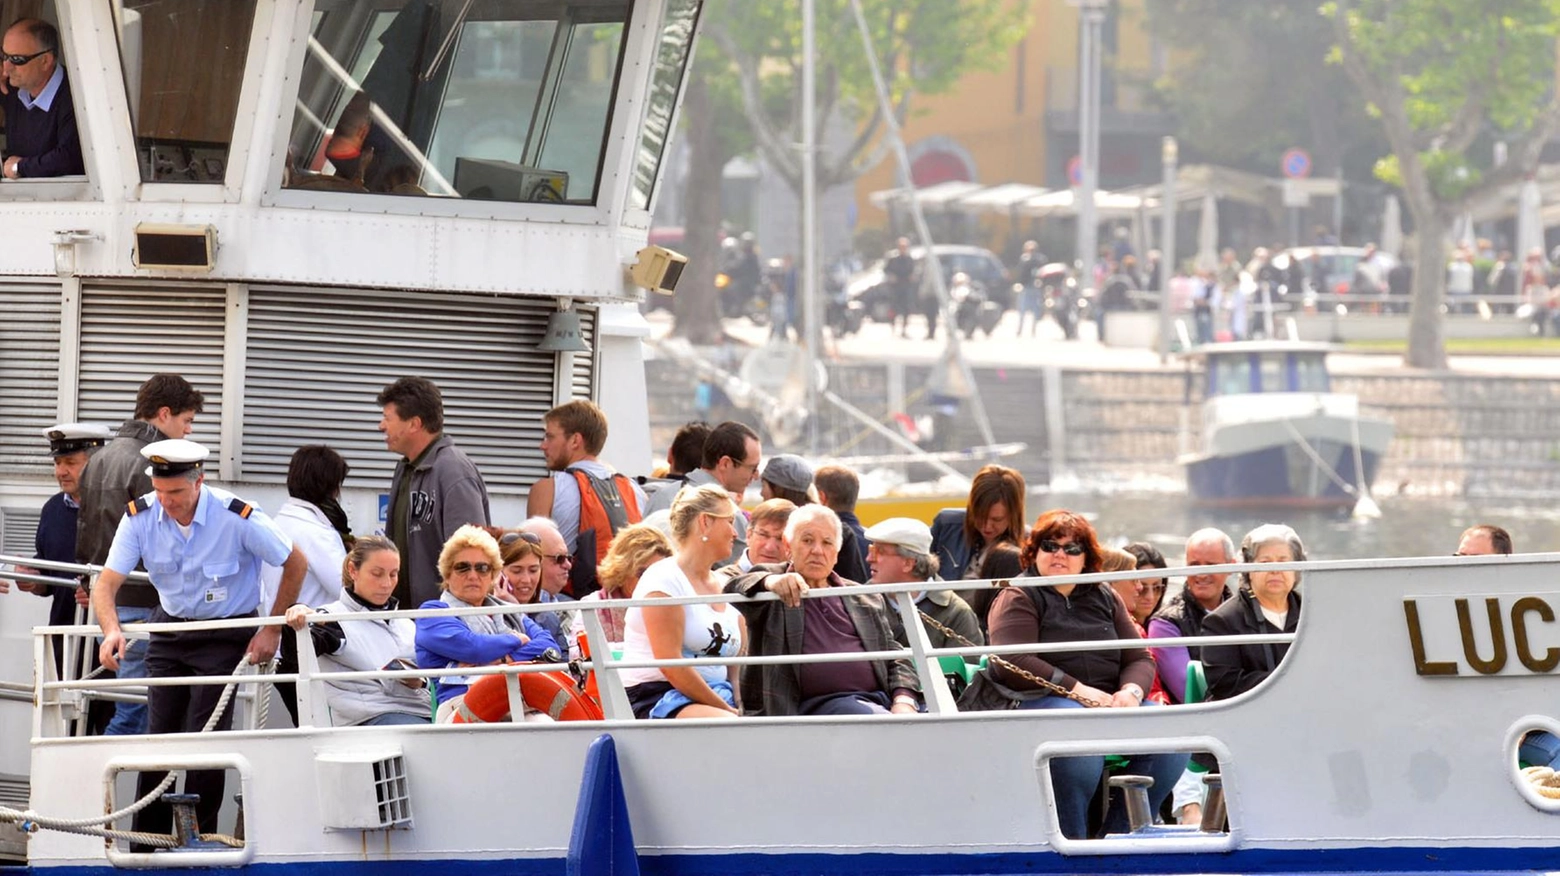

{"left": 566, "top": 467, "right": 642, "bottom": 598}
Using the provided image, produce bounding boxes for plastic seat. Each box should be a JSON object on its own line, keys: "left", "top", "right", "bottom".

{"left": 938, "top": 654, "right": 977, "bottom": 686}
{"left": 1184, "top": 659, "right": 1207, "bottom": 705}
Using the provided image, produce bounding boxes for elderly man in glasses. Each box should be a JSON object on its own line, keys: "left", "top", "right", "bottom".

{"left": 0, "top": 18, "right": 83, "bottom": 178}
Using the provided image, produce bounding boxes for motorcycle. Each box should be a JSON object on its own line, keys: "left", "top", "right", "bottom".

{"left": 1039, "top": 262, "right": 1087, "bottom": 340}
{"left": 948, "top": 272, "right": 1002, "bottom": 339}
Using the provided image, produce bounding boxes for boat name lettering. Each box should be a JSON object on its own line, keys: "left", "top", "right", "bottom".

{"left": 1403, "top": 594, "right": 1560, "bottom": 677}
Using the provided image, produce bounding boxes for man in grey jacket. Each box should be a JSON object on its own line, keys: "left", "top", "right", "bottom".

{"left": 378, "top": 377, "right": 490, "bottom": 607}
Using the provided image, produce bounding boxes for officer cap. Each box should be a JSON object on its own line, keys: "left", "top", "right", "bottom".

{"left": 142, "top": 438, "right": 210, "bottom": 478}
{"left": 43, "top": 423, "right": 113, "bottom": 458}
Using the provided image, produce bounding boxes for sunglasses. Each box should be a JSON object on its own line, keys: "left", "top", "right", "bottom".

{"left": 545, "top": 553, "right": 573, "bottom": 566}
{"left": 1037, "top": 539, "right": 1085, "bottom": 557}
{"left": 500, "top": 531, "right": 542, "bottom": 546}
{"left": 3, "top": 49, "right": 49, "bottom": 67}
{"left": 451, "top": 561, "right": 494, "bottom": 576}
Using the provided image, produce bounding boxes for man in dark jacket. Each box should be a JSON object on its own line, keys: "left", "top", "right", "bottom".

{"left": 378, "top": 376, "right": 491, "bottom": 607}
{"left": 1145, "top": 528, "right": 1234, "bottom": 703}
{"left": 0, "top": 19, "right": 84, "bottom": 178}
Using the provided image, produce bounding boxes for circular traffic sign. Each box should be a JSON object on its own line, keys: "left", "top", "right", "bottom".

{"left": 1281, "top": 148, "right": 1312, "bottom": 180}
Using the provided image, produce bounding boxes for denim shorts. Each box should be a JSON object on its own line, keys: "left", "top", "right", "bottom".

{"left": 639, "top": 679, "right": 737, "bottom": 719}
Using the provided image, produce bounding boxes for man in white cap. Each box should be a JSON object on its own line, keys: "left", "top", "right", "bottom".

{"left": 865, "top": 517, "right": 982, "bottom": 653}
{"left": 91, "top": 438, "right": 307, "bottom": 843}
{"left": 8, "top": 425, "right": 113, "bottom": 634}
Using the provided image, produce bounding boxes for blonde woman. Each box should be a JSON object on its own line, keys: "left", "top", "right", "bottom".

{"left": 570, "top": 523, "right": 673, "bottom": 658}
{"left": 413, "top": 525, "right": 559, "bottom": 722}
{"left": 619, "top": 485, "right": 745, "bottom": 719}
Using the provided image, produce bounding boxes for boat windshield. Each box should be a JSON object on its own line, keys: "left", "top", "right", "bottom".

{"left": 1207, "top": 351, "right": 1331, "bottom": 396}
{"left": 287, "top": 0, "right": 630, "bottom": 204}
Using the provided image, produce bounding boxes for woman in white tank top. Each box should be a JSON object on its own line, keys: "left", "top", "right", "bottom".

{"left": 620, "top": 484, "right": 745, "bottom": 719}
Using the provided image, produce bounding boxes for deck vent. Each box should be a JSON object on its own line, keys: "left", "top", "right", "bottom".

{"left": 133, "top": 223, "right": 216, "bottom": 271}
{"left": 315, "top": 747, "right": 413, "bottom": 830}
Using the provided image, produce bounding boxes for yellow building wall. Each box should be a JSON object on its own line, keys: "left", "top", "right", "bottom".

{"left": 853, "top": 0, "right": 1156, "bottom": 230}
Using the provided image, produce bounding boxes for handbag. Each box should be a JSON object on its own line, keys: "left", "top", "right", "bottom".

{"left": 955, "top": 665, "right": 1051, "bottom": 712}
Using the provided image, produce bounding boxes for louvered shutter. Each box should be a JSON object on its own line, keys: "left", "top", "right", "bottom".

{"left": 242, "top": 287, "right": 596, "bottom": 493}
{"left": 0, "top": 506, "right": 40, "bottom": 557}
{"left": 570, "top": 309, "right": 598, "bottom": 399}
{"left": 76, "top": 285, "right": 227, "bottom": 478}
{"left": 0, "top": 284, "right": 62, "bottom": 472}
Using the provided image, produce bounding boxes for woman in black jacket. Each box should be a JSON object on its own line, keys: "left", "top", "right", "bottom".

{"left": 1201, "top": 524, "right": 1305, "bottom": 700}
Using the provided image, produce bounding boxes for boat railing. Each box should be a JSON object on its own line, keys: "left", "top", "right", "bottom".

{"left": 10, "top": 551, "right": 1326, "bottom": 733}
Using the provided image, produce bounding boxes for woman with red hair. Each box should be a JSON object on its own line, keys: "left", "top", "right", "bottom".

{"left": 985, "top": 509, "right": 1186, "bottom": 839}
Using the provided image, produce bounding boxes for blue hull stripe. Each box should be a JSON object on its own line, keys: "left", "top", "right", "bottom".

{"left": 16, "top": 845, "right": 1559, "bottom": 876}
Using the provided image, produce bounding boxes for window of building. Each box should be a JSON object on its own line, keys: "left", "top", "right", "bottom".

{"left": 114, "top": 0, "right": 259, "bottom": 183}
{"left": 287, "top": 0, "right": 630, "bottom": 204}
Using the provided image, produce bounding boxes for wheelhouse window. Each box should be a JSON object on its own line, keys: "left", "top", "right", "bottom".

{"left": 629, "top": 0, "right": 698, "bottom": 211}
{"left": 114, "top": 0, "right": 259, "bottom": 183}
{"left": 288, "top": 0, "right": 631, "bottom": 204}
{"left": 0, "top": 4, "right": 88, "bottom": 182}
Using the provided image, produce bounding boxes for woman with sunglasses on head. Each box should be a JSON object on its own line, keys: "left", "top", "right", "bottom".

{"left": 570, "top": 523, "right": 673, "bottom": 658}
{"left": 490, "top": 528, "right": 567, "bottom": 649}
{"left": 619, "top": 485, "right": 744, "bottom": 719}
{"left": 414, "top": 525, "right": 560, "bottom": 722}
{"left": 985, "top": 510, "right": 1186, "bottom": 839}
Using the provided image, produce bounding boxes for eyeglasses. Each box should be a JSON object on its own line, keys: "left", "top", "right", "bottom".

{"left": 1037, "top": 539, "right": 1085, "bottom": 557}
{"left": 2, "top": 49, "right": 49, "bottom": 67}
{"left": 729, "top": 457, "right": 760, "bottom": 472}
{"left": 545, "top": 553, "right": 573, "bottom": 566}
{"left": 451, "top": 561, "right": 494, "bottom": 576}
{"left": 1144, "top": 582, "right": 1167, "bottom": 593}
{"left": 500, "top": 531, "right": 542, "bottom": 547}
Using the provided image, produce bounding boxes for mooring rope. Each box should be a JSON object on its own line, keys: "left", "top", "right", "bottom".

{"left": 0, "top": 656, "right": 256, "bottom": 848}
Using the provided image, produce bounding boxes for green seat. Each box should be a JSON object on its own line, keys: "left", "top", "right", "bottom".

{"left": 938, "top": 654, "right": 977, "bottom": 686}
{"left": 1184, "top": 659, "right": 1208, "bottom": 705}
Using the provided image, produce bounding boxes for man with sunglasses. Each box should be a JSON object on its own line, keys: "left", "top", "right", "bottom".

{"left": 0, "top": 18, "right": 83, "bottom": 178}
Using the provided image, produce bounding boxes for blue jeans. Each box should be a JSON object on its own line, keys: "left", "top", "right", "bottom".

{"left": 1020, "top": 697, "right": 1188, "bottom": 839}
{"left": 1520, "top": 730, "right": 1560, "bottom": 769}
{"left": 103, "top": 605, "right": 153, "bottom": 736}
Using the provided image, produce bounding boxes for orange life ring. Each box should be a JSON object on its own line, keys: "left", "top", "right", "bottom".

{"left": 452, "top": 669, "right": 604, "bottom": 723}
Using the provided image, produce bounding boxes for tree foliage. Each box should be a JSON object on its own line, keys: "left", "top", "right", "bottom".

{"left": 1329, "top": 0, "right": 1560, "bottom": 368}
{"left": 704, "top": 0, "right": 1029, "bottom": 194}
{"left": 1143, "top": 0, "right": 1385, "bottom": 178}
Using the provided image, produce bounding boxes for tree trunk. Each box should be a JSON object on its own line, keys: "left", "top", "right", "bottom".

{"left": 1406, "top": 209, "right": 1449, "bottom": 370}
{"left": 673, "top": 77, "right": 726, "bottom": 345}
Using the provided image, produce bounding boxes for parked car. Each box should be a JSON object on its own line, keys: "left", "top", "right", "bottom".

{"left": 1270, "top": 246, "right": 1397, "bottom": 299}
{"left": 846, "top": 245, "right": 1012, "bottom": 323}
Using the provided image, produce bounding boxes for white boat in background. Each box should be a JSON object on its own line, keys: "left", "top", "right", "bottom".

{"left": 1178, "top": 342, "right": 1394, "bottom": 508}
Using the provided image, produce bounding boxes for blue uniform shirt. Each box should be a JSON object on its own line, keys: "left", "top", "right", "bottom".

{"left": 104, "top": 483, "right": 293, "bottom": 620}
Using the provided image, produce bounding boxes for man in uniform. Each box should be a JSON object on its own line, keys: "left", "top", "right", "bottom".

{"left": 378, "top": 376, "right": 490, "bottom": 608}
{"left": 0, "top": 18, "right": 84, "bottom": 178}
{"left": 526, "top": 399, "right": 645, "bottom": 597}
{"left": 93, "top": 439, "right": 307, "bottom": 840}
{"left": 77, "top": 372, "right": 205, "bottom": 736}
{"left": 11, "top": 425, "right": 112, "bottom": 673}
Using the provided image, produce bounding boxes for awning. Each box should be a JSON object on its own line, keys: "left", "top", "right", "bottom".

{"left": 952, "top": 182, "right": 1050, "bottom": 213}
{"left": 868, "top": 179, "right": 986, "bottom": 211}
{"left": 1017, "top": 188, "right": 1152, "bottom": 218}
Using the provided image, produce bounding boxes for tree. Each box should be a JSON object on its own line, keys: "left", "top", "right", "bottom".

{"left": 1143, "top": 0, "right": 1386, "bottom": 183}
{"left": 1329, "top": 0, "right": 1560, "bottom": 369}
{"left": 703, "top": 0, "right": 1028, "bottom": 221}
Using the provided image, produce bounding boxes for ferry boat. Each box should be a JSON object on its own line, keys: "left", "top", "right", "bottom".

{"left": 1177, "top": 342, "right": 1394, "bottom": 509}
{"left": 2, "top": 2, "right": 1555, "bottom": 875}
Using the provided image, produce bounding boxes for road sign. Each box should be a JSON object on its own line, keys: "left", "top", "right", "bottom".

{"left": 1282, "top": 178, "right": 1311, "bottom": 208}
{"left": 1281, "top": 148, "right": 1312, "bottom": 180}
{"left": 1066, "top": 155, "right": 1083, "bottom": 187}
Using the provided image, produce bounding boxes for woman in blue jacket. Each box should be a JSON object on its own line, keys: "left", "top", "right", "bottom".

{"left": 415, "top": 525, "right": 558, "bottom": 721}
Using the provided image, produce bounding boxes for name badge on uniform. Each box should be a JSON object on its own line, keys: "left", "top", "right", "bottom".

{"left": 205, "top": 587, "right": 228, "bottom": 604}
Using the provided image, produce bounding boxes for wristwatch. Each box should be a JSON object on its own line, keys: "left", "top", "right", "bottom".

{"left": 1120, "top": 683, "right": 1145, "bottom": 701}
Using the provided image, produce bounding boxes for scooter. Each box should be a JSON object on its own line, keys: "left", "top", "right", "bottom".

{"left": 1039, "top": 262, "right": 1087, "bottom": 340}
{"left": 949, "top": 273, "right": 1002, "bottom": 339}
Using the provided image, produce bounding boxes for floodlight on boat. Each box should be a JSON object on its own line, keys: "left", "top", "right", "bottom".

{"left": 133, "top": 223, "right": 217, "bottom": 271}
{"left": 538, "top": 299, "right": 592, "bottom": 353}
{"left": 630, "top": 244, "right": 687, "bottom": 295}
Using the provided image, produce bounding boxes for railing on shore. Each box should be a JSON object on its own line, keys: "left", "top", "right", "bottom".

{"left": 10, "top": 551, "right": 1311, "bottom": 734}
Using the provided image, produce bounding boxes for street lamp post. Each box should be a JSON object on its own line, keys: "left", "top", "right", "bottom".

{"left": 1159, "top": 136, "right": 1177, "bottom": 363}
{"left": 1071, "top": 0, "right": 1107, "bottom": 308}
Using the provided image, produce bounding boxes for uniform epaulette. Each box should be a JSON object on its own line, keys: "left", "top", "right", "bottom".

{"left": 126, "top": 497, "right": 150, "bottom": 517}
{"left": 226, "top": 497, "right": 254, "bottom": 519}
